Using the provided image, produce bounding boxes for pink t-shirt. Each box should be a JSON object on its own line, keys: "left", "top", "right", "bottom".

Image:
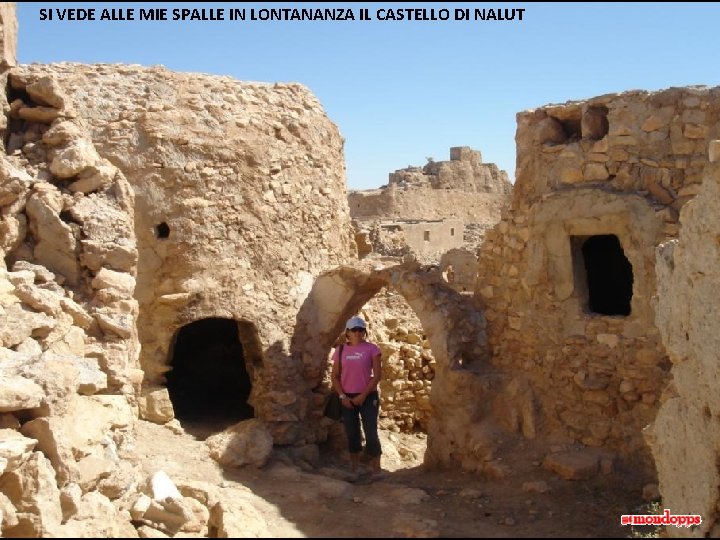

{"left": 332, "top": 342, "right": 381, "bottom": 393}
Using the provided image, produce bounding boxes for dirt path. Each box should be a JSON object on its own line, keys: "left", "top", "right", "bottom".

{"left": 133, "top": 419, "right": 649, "bottom": 537}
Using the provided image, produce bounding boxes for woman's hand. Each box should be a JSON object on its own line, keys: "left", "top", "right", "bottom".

{"left": 351, "top": 394, "right": 366, "bottom": 407}
{"left": 341, "top": 395, "right": 354, "bottom": 408}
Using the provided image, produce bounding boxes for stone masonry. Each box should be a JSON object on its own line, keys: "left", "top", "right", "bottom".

{"left": 649, "top": 142, "right": 720, "bottom": 537}
{"left": 475, "top": 87, "right": 720, "bottom": 468}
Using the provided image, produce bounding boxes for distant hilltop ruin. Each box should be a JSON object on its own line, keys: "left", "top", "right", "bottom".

{"left": 388, "top": 146, "right": 511, "bottom": 195}
{"left": 349, "top": 146, "right": 511, "bottom": 264}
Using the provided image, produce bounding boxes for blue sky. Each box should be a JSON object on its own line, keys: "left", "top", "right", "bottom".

{"left": 16, "top": 3, "right": 720, "bottom": 189}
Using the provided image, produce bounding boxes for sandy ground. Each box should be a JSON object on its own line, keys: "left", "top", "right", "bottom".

{"left": 132, "top": 418, "right": 654, "bottom": 538}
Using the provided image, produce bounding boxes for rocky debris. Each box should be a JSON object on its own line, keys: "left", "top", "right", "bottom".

{"left": 391, "top": 511, "right": 440, "bottom": 538}
{"left": 0, "top": 57, "right": 140, "bottom": 535}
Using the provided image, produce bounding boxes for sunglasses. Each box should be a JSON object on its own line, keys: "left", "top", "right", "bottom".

{"left": 348, "top": 327, "right": 365, "bottom": 332}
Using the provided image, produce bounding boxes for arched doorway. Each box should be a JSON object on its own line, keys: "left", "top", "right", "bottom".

{"left": 166, "top": 318, "right": 254, "bottom": 428}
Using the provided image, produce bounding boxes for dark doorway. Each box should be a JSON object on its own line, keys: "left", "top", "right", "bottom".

{"left": 577, "top": 234, "right": 633, "bottom": 316}
{"left": 166, "top": 318, "right": 254, "bottom": 428}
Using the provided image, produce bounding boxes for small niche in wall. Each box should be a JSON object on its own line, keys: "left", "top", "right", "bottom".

{"left": 582, "top": 106, "right": 609, "bottom": 140}
{"left": 155, "top": 222, "right": 170, "bottom": 239}
{"left": 424, "top": 231, "right": 430, "bottom": 241}
{"left": 450, "top": 228, "right": 455, "bottom": 237}
{"left": 548, "top": 105, "right": 582, "bottom": 141}
{"left": 571, "top": 234, "right": 633, "bottom": 316}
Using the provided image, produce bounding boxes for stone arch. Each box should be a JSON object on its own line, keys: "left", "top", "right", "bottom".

{"left": 294, "top": 261, "right": 489, "bottom": 385}
{"left": 165, "top": 316, "right": 262, "bottom": 427}
{"left": 292, "top": 259, "right": 491, "bottom": 467}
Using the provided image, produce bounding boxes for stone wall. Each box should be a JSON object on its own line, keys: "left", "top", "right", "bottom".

{"left": 358, "top": 219, "right": 464, "bottom": 263}
{"left": 649, "top": 144, "right": 720, "bottom": 536}
{"left": 475, "top": 87, "right": 720, "bottom": 467}
{"left": 360, "top": 290, "right": 436, "bottom": 433}
{"left": 349, "top": 185, "right": 508, "bottom": 222}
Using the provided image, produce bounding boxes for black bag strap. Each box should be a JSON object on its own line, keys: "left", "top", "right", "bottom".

{"left": 338, "top": 344, "right": 344, "bottom": 377}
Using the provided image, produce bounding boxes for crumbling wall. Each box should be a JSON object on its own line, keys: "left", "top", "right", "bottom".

{"left": 476, "top": 87, "right": 720, "bottom": 467}
{"left": 439, "top": 248, "right": 477, "bottom": 293}
{"left": 349, "top": 185, "right": 508, "bottom": 221}
{"left": 649, "top": 144, "right": 720, "bottom": 537}
{"left": 14, "top": 63, "right": 355, "bottom": 446}
{"left": 0, "top": 62, "right": 142, "bottom": 534}
{"left": 358, "top": 219, "right": 464, "bottom": 263}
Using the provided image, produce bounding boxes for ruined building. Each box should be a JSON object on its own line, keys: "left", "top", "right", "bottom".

{"left": 349, "top": 146, "right": 511, "bottom": 262}
{"left": 473, "top": 90, "right": 714, "bottom": 463}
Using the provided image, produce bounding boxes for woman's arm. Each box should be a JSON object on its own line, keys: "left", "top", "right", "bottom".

{"left": 331, "top": 348, "right": 351, "bottom": 407}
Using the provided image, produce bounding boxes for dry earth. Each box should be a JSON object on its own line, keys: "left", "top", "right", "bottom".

{"left": 133, "top": 419, "right": 653, "bottom": 538}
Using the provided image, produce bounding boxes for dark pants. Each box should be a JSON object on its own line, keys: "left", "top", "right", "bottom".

{"left": 341, "top": 391, "right": 382, "bottom": 457}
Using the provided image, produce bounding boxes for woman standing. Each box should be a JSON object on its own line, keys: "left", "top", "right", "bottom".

{"left": 331, "top": 315, "right": 383, "bottom": 477}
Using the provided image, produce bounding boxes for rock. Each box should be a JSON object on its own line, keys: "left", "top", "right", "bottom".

{"left": 522, "top": 481, "right": 550, "bottom": 494}
{"left": 206, "top": 419, "right": 273, "bottom": 468}
{"left": 42, "top": 121, "right": 82, "bottom": 147}
{"left": 74, "top": 358, "right": 108, "bottom": 395}
{"left": 26, "top": 76, "right": 66, "bottom": 109}
{"left": 0, "top": 376, "right": 44, "bottom": 412}
{"left": 0, "top": 429, "right": 38, "bottom": 472}
{"left": 18, "top": 106, "right": 61, "bottom": 124}
{"left": 0, "top": 452, "right": 63, "bottom": 537}
{"left": 391, "top": 512, "right": 439, "bottom": 538}
{"left": 91, "top": 267, "right": 136, "bottom": 295}
{"left": 139, "top": 388, "right": 174, "bottom": 424}
{"left": 543, "top": 451, "right": 599, "bottom": 480}
{"left": 150, "top": 471, "right": 182, "bottom": 501}
{"left": 49, "top": 139, "right": 99, "bottom": 178}
{"left": 59, "top": 483, "right": 82, "bottom": 521}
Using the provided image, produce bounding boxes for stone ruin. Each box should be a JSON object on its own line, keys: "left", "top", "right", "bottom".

{"left": 1, "top": 1, "right": 720, "bottom": 535}
{"left": 474, "top": 87, "right": 716, "bottom": 466}
{"left": 349, "top": 146, "right": 512, "bottom": 263}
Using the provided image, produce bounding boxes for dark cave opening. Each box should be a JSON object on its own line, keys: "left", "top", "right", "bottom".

{"left": 166, "top": 318, "right": 254, "bottom": 426}
{"left": 578, "top": 234, "right": 633, "bottom": 316}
